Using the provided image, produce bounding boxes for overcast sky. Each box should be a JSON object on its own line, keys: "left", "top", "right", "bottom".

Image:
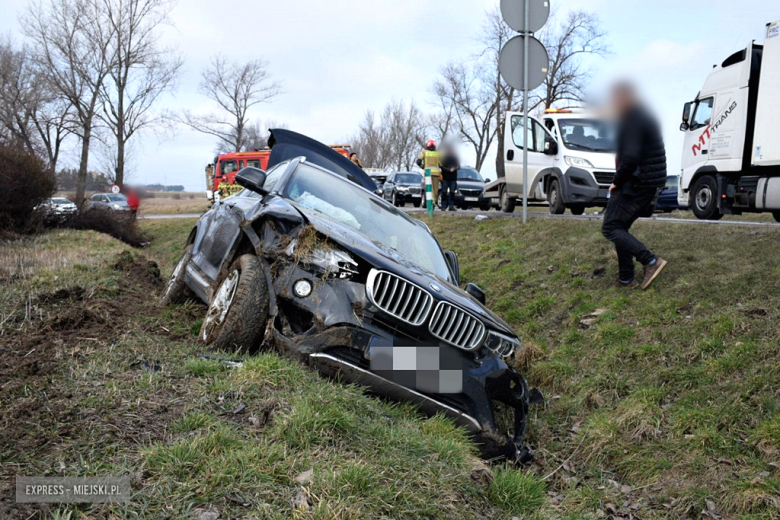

{"left": 1, "top": 0, "right": 777, "bottom": 190}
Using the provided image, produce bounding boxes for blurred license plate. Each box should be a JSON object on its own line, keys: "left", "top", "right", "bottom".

{"left": 465, "top": 197, "right": 479, "bottom": 202}
{"left": 412, "top": 194, "right": 421, "bottom": 198}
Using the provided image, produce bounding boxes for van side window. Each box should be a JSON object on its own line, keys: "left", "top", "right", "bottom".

{"left": 511, "top": 115, "right": 533, "bottom": 150}
{"left": 690, "top": 98, "right": 714, "bottom": 131}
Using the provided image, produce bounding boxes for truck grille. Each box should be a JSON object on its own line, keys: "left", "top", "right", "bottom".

{"left": 366, "top": 270, "right": 433, "bottom": 326}
{"left": 593, "top": 172, "right": 614, "bottom": 185}
{"left": 429, "top": 301, "right": 485, "bottom": 351}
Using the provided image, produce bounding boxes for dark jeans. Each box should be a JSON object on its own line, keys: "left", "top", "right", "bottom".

{"left": 601, "top": 184, "right": 658, "bottom": 282}
{"left": 441, "top": 179, "right": 457, "bottom": 209}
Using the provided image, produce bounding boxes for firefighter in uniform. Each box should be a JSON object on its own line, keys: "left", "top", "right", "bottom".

{"left": 417, "top": 140, "right": 441, "bottom": 216}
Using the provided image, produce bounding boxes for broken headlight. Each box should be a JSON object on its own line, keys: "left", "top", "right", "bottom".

{"left": 286, "top": 241, "right": 359, "bottom": 279}
{"left": 483, "top": 330, "right": 520, "bottom": 358}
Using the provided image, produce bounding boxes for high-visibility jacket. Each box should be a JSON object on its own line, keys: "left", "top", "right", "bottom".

{"left": 418, "top": 150, "right": 441, "bottom": 175}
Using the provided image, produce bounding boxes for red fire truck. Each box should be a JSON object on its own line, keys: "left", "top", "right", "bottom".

{"left": 206, "top": 145, "right": 353, "bottom": 201}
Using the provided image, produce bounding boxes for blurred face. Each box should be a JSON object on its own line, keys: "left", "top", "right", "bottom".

{"left": 611, "top": 85, "right": 637, "bottom": 115}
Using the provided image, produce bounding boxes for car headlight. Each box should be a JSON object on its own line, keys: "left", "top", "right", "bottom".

{"left": 483, "top": 330, "right": 521, "bottom": 358}
{"left": 286, "top": 241, "right": 359, "bottom": 279}
{"left": 113, "top": 203, "right": 121, "bottom": 209}
{"left": 564, "top": 156, "right": 595, "bottom": 169}
{"left": 397, "top": 186, "right": 409, "bottom": 192}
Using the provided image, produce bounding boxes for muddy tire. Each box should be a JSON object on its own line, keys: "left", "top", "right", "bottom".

{"left": 160, "top": 244, "right": 195, "bottom": 305}
{"left": 548, "top": 179, "right": 565, "bottom": 215}
{"left": 200, "top": 254, "right": 269, "bottom": 353}
{"left": 691, "top": 175, "right": 723, "bottom": 220}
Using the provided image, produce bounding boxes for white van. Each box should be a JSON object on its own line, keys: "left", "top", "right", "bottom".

{"left": 486, "top": 109, "right": 617, "bottom": 214}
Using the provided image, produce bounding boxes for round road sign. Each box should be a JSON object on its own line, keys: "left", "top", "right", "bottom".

{"left": 498, "top": 35, "right": 550, "bottom": 91}
{"left": 111, "top": 185, "right": 120, "bottom": 194}
{"left": 501, "top": 0, "right": 551, "bottom": 34}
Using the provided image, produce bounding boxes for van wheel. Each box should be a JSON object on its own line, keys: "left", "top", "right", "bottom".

{"left": 548, "top": 179, "right": 565, "bottom": 214}
{"left": 773, "top": 211, "right": 780, "bottom": 223}
{"left": 691, "top": 175, "right": 723, "bottom": 220}
{"left": 200, "top": 254, "right": 269, "bottom": 353}
{"left": 500, "top": 186, "right": 516, "bottom": 213}
{"left": 161, "top": 244, "right": 196, "bottom": 305}
{"left": 570, "top": 205, "right": 585, "bottom": 216}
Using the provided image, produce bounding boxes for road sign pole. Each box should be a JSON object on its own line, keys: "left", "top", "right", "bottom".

{"left": 522, "top": 0, "right": 530, "bottom": 225}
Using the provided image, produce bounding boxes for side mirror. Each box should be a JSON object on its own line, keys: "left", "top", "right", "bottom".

{"left": 465, "top": 283, "right": 486, "bottom": 305}
{"left": 681, "top": 102, "right": 692, "bottom": 131}
{"left": 543, "top": 136, "right": 558, "bottom": 156}
{"left": 444, "top": 250, "right": 460, "bottom": 286}
{"left": 235, "top": 167, "right": 268, "bottom": 195}
{"left": 484, "top": 178, "right": 491, "bottom": 183}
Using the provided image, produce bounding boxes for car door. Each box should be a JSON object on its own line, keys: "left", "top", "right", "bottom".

{"left": 505, "top": 114, "right": 555, "bottom": 201}
{"left": 383, "top": 173, "right": 395, "bottom": 201}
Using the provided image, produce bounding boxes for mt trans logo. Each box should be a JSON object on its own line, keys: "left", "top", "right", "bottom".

{"left": 692, "top": 100, "right": 737, "bottom": 157}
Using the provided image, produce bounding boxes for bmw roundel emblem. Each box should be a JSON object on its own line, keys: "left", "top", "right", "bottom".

{"left": 429, "top": 283, "right": 442, "bottom": 293}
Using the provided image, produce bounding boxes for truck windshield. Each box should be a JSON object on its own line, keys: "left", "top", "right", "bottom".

{"left": 558, "top": 119, "right": 616, "bottom": 153}
{"left": 283, "top": 163, "right": 451, "bottom": 281}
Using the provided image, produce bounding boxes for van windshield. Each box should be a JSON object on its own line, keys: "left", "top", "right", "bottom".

{"left": 558, "top": 119, "right": 616, "bottom": 153}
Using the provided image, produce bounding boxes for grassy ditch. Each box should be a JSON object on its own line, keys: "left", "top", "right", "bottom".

{"left": 1, "top": 215, "right": 778, "bottom": 519}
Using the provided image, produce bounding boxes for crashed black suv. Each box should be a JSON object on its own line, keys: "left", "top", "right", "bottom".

{"left": 163, "top": 130, "right": 541, "bottom": 460}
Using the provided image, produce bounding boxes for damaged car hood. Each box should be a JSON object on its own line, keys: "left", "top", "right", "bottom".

{"left": 292, "top": 204, "right": 515, "bottom": 336}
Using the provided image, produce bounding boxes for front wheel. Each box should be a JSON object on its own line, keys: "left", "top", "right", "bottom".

{"left": 413, "top": 200, "right": 421, "bottom": 208}
{"left": 548, "top": 180, "right": 565, "bottom": 215}
{"left": 691, "top": 175, "right": 723, "bottom": 220}
{"left": 200, "top": 254, "right": 269, "bottom": 353}
{"left": 773, "top": 211, "right": 780, "bottom": 223}
{"left": 569, "top": 205, "right": 585, "bottom": 216}
{"left": 500, "top": 187, "right": 516, "bottom": 213}
{"left": 160, "top": 244, "right": 196, "bottom": 305}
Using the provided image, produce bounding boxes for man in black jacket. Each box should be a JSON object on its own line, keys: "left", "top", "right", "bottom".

{"left": 602, "top": 83, "right": 668, "bottom": 290}
{"left": 439, "top": 143, "right": 460, "bottom": 211}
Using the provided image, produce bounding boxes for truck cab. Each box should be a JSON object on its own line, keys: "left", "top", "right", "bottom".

{"left": 679, "top": 19, "right": 780, "bottom": 221}
{"left": 488, "top": 109, "right": 616, "bottom": 214}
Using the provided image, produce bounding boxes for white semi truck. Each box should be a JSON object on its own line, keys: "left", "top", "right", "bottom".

{"left": 485, "top": 109, "right": 617, "bottom": 214}
{"left": 679, "top": 19, "right": 780, "bottom": 221}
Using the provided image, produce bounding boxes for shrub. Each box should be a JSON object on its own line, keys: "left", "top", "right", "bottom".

{"left": 67, "top": 209, "right": 149, "bottom": 248}
{"left": 0, "top": 145, "right": 56, "bottom": 231}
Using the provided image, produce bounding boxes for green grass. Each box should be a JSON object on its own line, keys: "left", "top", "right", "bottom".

{"left": 2, "top": 215, "right": 779, "bottom": 518}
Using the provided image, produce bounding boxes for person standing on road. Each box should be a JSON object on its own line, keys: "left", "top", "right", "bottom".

{"left": 439, "top": 143, "right": 460, "bottom": 212}
{"left": 602, "top": 82, "right": 668, "bottom": 289}
{"left": 417, "top": 140, "right": 441, "bottom": 214}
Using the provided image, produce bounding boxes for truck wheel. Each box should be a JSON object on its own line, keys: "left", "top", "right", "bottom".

{"left": 548, "top": 179, "right": 565, "bottom": 215}
{"left": 570, "top": 205, "right": 585, "bottom": 216}
{"left": 773, "top": 211, "right": 780, "bottom": 223}
{"left": 691, "top": 175, "right": 723, "bottom": 220}
{"left": 200, "top": 254, "right": 269, "bottom": 353}
{"left": 160, "top": 244, "right": 196, "bottom": 305}
{"left": 500, "top": 186, "right": 516, "bottom": 213}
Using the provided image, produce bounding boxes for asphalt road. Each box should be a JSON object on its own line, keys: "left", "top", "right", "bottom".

{"left": 139, "top": 209, "right": 780, "bottom": 228}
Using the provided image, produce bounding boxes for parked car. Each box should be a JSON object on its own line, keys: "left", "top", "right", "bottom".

{"left": 437, "top": 167, "right": 491, "bottom": 211}
{"left": 656, "top": 175, "right": 685, "bottom": 212}
{"left": 39, "top": 197, "right": 77, "bottom": 222}
{"left": 383, "top": 171, "right": 424, "bottom": 207}
{"left": 162, "top": 129, "right": 541, "bottom": 461}
{"left": 88, "top": 193, "right": 131, "bottom": 212}
{"left": 369, "top": 173, "right": 388, "bottom": 196}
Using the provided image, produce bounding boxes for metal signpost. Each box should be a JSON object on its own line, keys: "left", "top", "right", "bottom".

{"left": 499, "top": 0, "right": 550, "bottom": 224}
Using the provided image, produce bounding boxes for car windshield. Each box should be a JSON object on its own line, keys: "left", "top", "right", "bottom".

{"left": 283, "top": 163, "right": 451, "bottom": 280}
{"left": 395, "top": 173, "right": 422, "bottom": 184}
{"left": 51, "top": 198, "right": 71, "bottom": 204}
{"left": 558, "top": 119, "right": 616, "bottom": 153}
{"left": 457, "top": 169, "right": 482, "bottom": 181}
{"left": 107, "top": 194, "right": 127, "bottom": 202}
{"left": 666, "top": 176, "right": 679, "bottom": 190}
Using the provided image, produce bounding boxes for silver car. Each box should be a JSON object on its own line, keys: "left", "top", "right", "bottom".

{"left": 88, "top": 193, "right": 131, "bottom": 212}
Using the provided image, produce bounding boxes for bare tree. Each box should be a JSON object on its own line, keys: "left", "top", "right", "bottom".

{"left": 538, "top": 10, "right": 609, "bottom": 109}
{"left": 432, "top": 62, "right": 498, "bottom": 172}
{"left": 0, "top": 38, "right": 74, "bottom": 171}
{"left": 98, "top": 0, "right": 183, "bottom": 187}
{"left": 180, "top": 56, "right": 282, "bottom": 152}
{"left": 23, "top": 0, "right": 115, "bottom": 204}
{"left": 350, "top": 110, "right": 388, "bottom": 170}
{"left": 350, "top": 100, "right": 426, "bottom": 171}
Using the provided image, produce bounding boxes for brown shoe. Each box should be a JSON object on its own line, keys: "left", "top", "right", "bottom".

{"left": 641, "top": 258, "right": 668, "bottom": 290}
{"left": 615, "top": 279, "right": 639, "bottom": 288}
